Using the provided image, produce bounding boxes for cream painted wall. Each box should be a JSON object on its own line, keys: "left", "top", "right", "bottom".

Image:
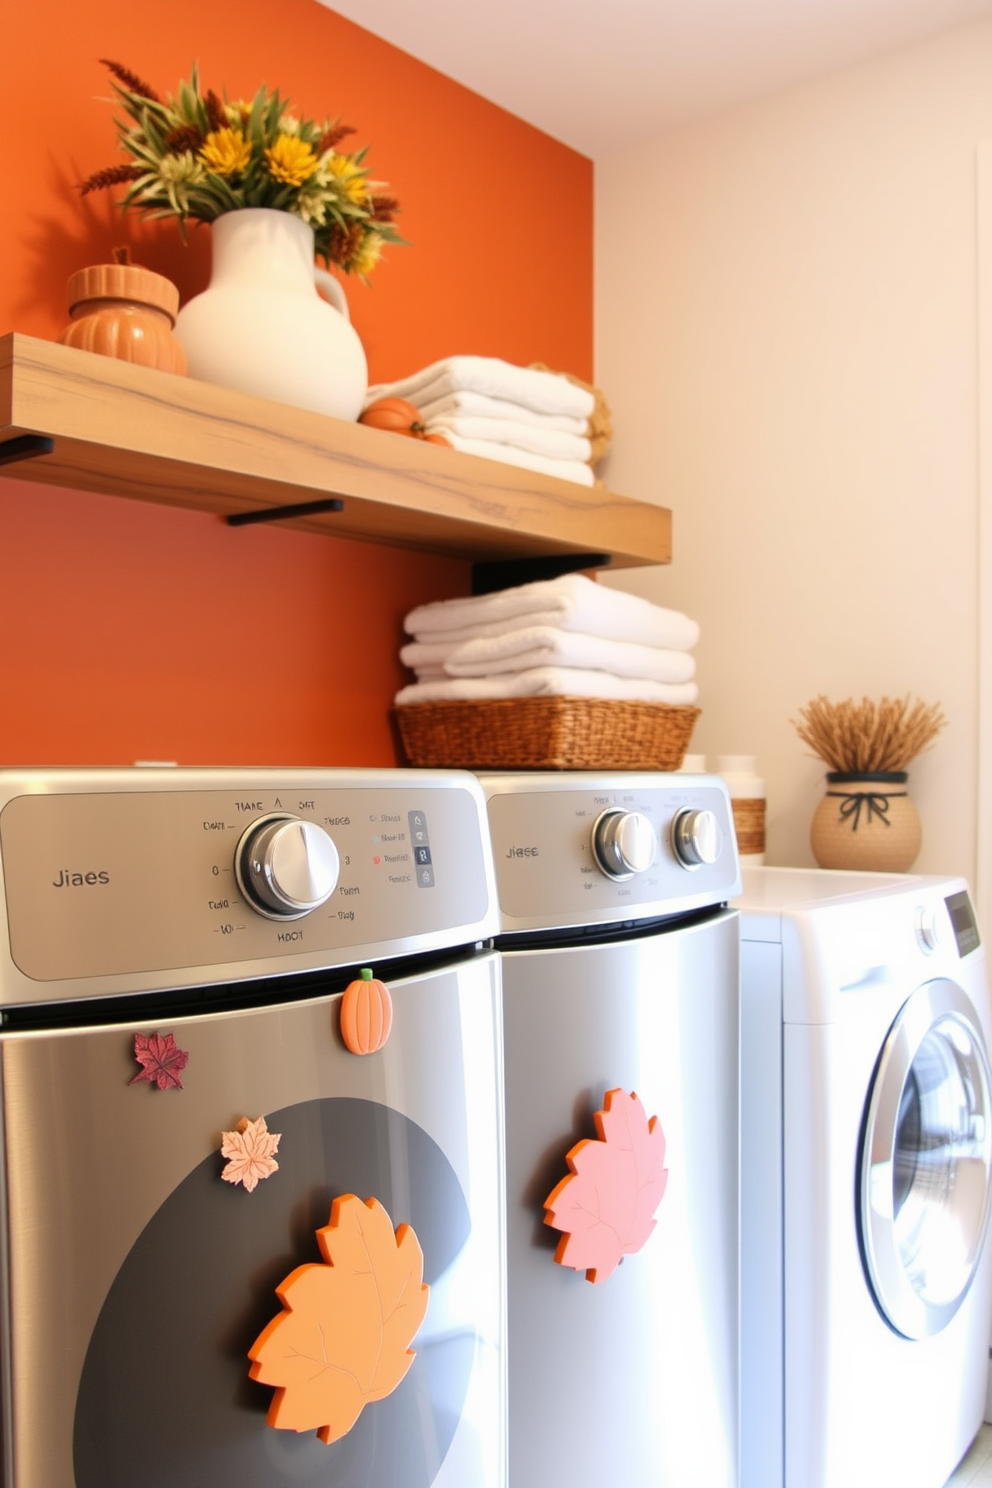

{"left": 595, "top": 19, "right": 992, "bottom": 886}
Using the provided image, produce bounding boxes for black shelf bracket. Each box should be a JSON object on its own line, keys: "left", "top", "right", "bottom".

{"left": 226, "top": 497, "right": 344, "bottom": 528}
{"left": 471, "top": 552, "right": 610, "bottom": 595}
{"left": 0, "top": 435, "right": 55, "bottom": 469}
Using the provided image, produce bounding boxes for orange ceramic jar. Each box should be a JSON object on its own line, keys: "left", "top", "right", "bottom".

{"left": 59, "top": 262, "right": 187, "bottom": 374}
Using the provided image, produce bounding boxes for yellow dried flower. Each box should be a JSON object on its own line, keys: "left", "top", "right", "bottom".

{"left": 350, "top": 233, "right": 382, "bottom": 277}
{"left": 325, "top": 153, "right": 367, "bottom": 204}
{"left": 200, "top": 128, "right": 251, "bottom": 176}
{"left": 265, "top": 134, "right": 318, "bottom": 187}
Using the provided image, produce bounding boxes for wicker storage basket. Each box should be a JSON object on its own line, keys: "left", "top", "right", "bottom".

{"left": 394, "top": 698, "right": 700, "bottom": 771}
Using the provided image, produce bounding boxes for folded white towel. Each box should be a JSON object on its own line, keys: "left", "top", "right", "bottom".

{"left": 425, "top": 415, "right": 591, "bottom": 463}
{"left": 401, "top": 626, "right": 696, "bottom": 683}
{"left": 418, "top": 389, "right": 588, "bottom": 436}
{"left": 402, "top": 609, "right": 573, "bottom": 648}
{"left": 394, "top": 668, "right": 699, "bottom": 706}
{"left": 366, "top": 356, "right": 595, "bottom": 420}
{"left": 440, "top": 432, "right": 595, "bottom": 486}
{"left": 404, "top": 574, "right": 701, "bottom": 652}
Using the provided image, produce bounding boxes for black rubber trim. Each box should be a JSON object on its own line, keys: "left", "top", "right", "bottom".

{"left": 0, "top": 940, "right": 494, "bottom": 1032}
{"left": 494, "top": 902, "right": 729, "bottom": 953}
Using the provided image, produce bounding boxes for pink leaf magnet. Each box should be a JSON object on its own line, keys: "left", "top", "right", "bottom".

{"left": 543, "top": 1088, "right": 668, "bottom": 1283}
{"left": 129, "top": 1030, "right": 190, "bottom": 1090}
{"left": 220, "top": 1115, "right": 281, "bottom": 1193}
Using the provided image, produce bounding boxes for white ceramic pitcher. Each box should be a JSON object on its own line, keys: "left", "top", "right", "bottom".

{"left": 175, "top": 207, "right": 368, "bottom": 420}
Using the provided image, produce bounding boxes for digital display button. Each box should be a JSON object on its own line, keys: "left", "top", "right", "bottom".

{"left": 409, "top": 811, "right": 434, "bottom": 887}
{"left": 945, "top": 890, "right": 981, "bottom": 957}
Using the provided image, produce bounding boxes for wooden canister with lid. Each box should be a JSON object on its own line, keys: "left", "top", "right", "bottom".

{"left": 59, "top": 260, "right": 187, "bottom": 374}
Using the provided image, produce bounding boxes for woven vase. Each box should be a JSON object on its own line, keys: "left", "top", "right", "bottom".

{"left": 810, "top": 771, "right": 922, "bottom": 872}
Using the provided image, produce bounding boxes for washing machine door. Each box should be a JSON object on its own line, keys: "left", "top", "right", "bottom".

{"left": 860, "top": 978, "right": 992, "bottom": 1340}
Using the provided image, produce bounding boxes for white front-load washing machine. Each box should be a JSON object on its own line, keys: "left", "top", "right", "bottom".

{"left": 736, "top": 866, "right": 992, "bottom": 1488}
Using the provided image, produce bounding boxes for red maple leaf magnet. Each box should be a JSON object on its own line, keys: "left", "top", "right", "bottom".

{"left": 128, "top": 1031, "right": 189, "bottom": 1090}
{"left": 543, "top": 1088, "right": 668, "bottom": 1283}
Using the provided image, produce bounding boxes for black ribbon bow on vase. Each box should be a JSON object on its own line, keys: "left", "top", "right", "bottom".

{"left": 825, "top": 771, "right": 909, "bottom": 832}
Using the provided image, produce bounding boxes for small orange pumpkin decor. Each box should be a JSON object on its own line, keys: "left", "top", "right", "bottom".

{"left": 358, "top": 397, "right": 450, "bottom": 447}
{"left": 340, "top": 967, "right": 394, "bottom": 1056}
{"left": 58, "top": 251, "right": 187, "bottom": 374}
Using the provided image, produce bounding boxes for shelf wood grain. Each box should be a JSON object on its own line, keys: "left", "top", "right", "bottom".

{"left": 0, "top": 334, "right": 671, "bottom": 568}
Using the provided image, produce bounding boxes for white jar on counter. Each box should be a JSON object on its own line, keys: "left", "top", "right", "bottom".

{"left": 717, "top": 755, "right": 766, "bottom": 864}
{"left": 678, "top": 753, "right": 708, "bottom": 773}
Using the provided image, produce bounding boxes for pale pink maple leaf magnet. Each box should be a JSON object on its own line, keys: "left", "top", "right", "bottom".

{"left": 128, "top": 1031, "right": 189, "bottom": 1090}
{"left": 543, "top": 1088, "right": 668, "bottom": 1283}
{"left": 220, "top": 1115, "right": 281, "bottom": 1192}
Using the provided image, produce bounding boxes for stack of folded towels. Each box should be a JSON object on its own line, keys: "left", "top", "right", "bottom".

{"left": 364, "top": 356, "right": 599, "bottom": 487}
{"left": 394, "top": 574, "right": 700, "bottom": 707}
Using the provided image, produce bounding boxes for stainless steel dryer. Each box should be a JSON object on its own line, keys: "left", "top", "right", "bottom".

{"left": 480, "top": 771, "right": 742, "bottom": 1488}
{"left": 0, "top": 767, "right": 505, "bottom": 1488}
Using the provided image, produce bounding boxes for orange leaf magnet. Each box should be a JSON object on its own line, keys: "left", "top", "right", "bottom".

{"left": 544, "top": 1088, "right": 668, "bottom": 1284}
{"left": 220, "top": 1115, "right": 281, "bottom": 1193}
{"left": 248, "top": 1193, "right": 430, "bottom": 1444}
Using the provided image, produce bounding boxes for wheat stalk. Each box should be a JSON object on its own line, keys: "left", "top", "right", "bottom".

{"left": 791, "top": 695, "right": 945, "bottom": 773}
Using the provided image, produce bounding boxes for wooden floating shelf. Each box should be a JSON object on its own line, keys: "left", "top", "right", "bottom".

{"left": 0, "top": 333, "right": 671, "bottom": 569}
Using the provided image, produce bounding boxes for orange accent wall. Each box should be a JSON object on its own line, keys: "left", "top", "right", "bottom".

{"left": 0, "top": 1, "right": 592, "bottom": 767}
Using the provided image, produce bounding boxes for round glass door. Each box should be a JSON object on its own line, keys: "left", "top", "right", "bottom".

{"left": 860, "top": 979, "right": 992, "bottom": 1339}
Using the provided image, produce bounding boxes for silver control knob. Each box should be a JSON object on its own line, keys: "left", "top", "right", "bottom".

{"left": 236, "top": 814, "right": 340, "bottom": 920}
{"left": 671, "top": 808, "right": 722, "bottom": 869}
{"left": 592, "top": 809, "right": 657, "bottom": 881}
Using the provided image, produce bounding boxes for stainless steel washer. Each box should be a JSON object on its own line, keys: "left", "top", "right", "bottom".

{"left": 481, "top": 771, "right": 742, "bottom": 1488}
{"left": 0, "top": 767, "right": 505, "bottom": 1488}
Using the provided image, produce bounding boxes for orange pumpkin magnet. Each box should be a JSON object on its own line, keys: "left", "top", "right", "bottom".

{"left": 340, "top": 967, "right": 393, "bottom": 1055}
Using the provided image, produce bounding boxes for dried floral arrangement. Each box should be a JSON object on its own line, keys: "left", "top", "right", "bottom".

{"left": 81, "top": 60, "right": 404, "bottom": 277}
{"left": 792, "top": 694, "right": 946, "bottom": 774}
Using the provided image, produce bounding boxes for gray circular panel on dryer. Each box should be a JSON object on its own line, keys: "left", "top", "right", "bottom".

{"left": 74, "top": 1096, "right": 473, "bottom": 1486}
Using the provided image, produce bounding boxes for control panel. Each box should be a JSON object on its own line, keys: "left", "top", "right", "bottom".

{"left": 482, "top": 772, "right": 741, "bottom": 933}
{"left": 0, "top": 770, "right": 496, "bottom": 997}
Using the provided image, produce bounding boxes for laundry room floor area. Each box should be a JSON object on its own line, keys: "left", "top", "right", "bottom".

{"left": 948, "top": 1427, "right": 992, "bottom": 1485}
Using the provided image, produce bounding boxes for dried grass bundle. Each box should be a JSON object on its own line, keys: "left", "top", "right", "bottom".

{"left": 792, "top": 695, "right": 946, "bottom": 774}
